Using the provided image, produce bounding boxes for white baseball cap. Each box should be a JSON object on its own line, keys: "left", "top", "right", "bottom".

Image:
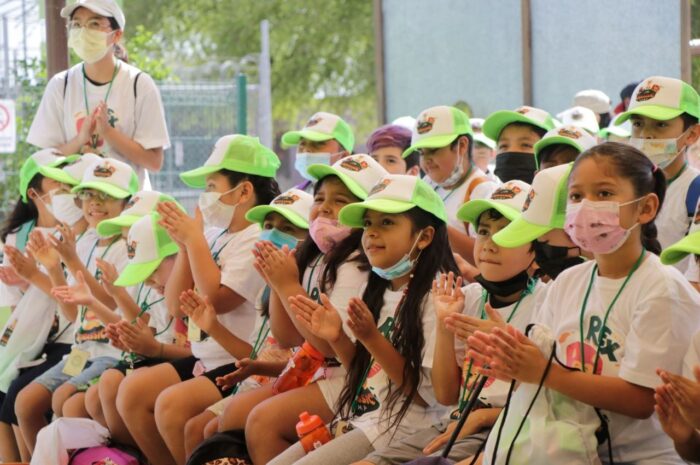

{"left": 97, "top": 190, "right": 181, "bottom": 237}
{"left": 306, "top": 154, "right": 388, "bottom": 200}
{"left": 534, "top": 125, "right": 598, "bottom": 169}
{"left": 457, "top": 180, "right": 532, "bottom": 228}
{"left": 493, "top": 163, "right": 572, "bottom": 247}
{"left": 574, "top": 89, "right": 612, "bottom": 114}
{"left": 556, "top": 106, "right": 600, "bottom": 135}
{"left": 599, "top": 116, "right": 631, "bottom": 139}
{"left": 470, "top": 118, "right": 496, "bottom": 150}
{"left": 246, "top": 188, "right": 314, "bottom": 229}
{"left": 281, "top": 112, "right": 355, "bottom": 152}
{"left": 391, "top": 116, "right": 417, "bottom": 131}
{"left": 71, "top": 158, "right": 139, "bottom": 199}
{"left": 482, "top": 106, "right": 556, "bottom": 141}
{"left": 616, "top": 76, "right": 700, "bottom": 124}
{"left": 61, "top": 0, "right": 125, "bottom": 30}
{"left": 403, "top": 106, "right": 473, "bottom": 157}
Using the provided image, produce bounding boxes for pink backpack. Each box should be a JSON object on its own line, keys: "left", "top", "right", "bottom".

{"left": 68, "top": 445, "right": 142, "bottom": 465}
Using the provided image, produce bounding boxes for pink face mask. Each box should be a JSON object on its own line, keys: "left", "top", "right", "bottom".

{"left": 564, "top": 198, "right": 642, "bottom": 255}
{"left": 309, "top": 217, "right": 352, "bottom": 254}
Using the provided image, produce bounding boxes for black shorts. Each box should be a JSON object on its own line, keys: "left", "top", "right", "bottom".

{"left": 111, "top": 357, "right": 168, "bottom": 375}
{"left": 168, "top": 356, "right": 238, "bottom": 397}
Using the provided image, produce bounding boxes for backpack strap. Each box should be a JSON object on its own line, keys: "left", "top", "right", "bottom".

{"left": 685, "top": 174, "right": 700, "bottom": 219}
{"left": 462, "top": 175, "right": 490, "bottom": 234}
{"left": 133, "top": 71, "right": 142, "bottom": 99}
{"left": 62, "top": 70, "right": 69, "bottom": 100}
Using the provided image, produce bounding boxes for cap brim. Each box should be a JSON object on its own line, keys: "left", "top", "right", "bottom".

{"left": 534, "top": 137, "right": 582, "bottom": 168}
{"left": 245, "top": 205, "right": 309, "bottom": 229}
{"left": 71, "top": 181, "right": 130, "bottom": 199}
{"left": 339, "top": 199, "right": 415, "bottom": 228}
{"left": 456, "top": 200, "right": 520, "bottom": 227}
{"left": 473, "top": 133, "right": 496, "bottom": 150}
{"left": 114, "top": 259, "right": 162, "bottom": 287}
{"left": 37, "top": 165, "right": 80, "bottom": 186}
{"left": 616, "top": 105, "right": 684, "bottom": 124}
{"left": 660, "top": 234, "right": 700, "bottom": 265}
{"left": 281, "top": 130, "right": 334, "bottom": 149}
{"left": 179, "top": 165, "right": 221, "bottom": 188}
{"left": 483, "top": 111, "right": 549, "bottom": 141}
{"left": 305, "top": 164, "right": 367, "bottom": 199}
{"left": 402, "top": 134, "right": 459, "bottom": 158}
{"left": 492, "top": 217, "right": 553, "bottom": 248}
{"left": 96, "top": 214, "right": 141, "bottom": 237}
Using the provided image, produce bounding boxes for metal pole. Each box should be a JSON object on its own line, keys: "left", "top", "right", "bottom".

{"left": 2, "top": 16, "right": 9, "bottom": 96}
{"left": 236, "top": 73, "right": 247, "bottom": 135}
{"left": 45, "top": 0, "right": 69, "bottom": 79}
{"left": 21, "top": 0, "right": 28, "bottom": 72}
{"left": 258, "top": 20, "right": 272, "bottom": 148}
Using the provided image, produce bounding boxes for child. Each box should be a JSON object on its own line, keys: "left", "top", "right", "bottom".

{"left": 470, "top": 142, "right": 700, "bottom": 464}
{"left": 267, "top": 174, "right": 459, "bottom": 465}
{"left": 281, "top": 112, "right": 355, "bottom": 191}
{"left": 533, "top": 125, "right": 597, "bottom": 171}
{"left": 555, "top": 106, "right": 600, "bottom": 135}
{"left": 482, "top": 105, "right": 555, "bottom": 184}
{"left": 574, "top": 89, "right": 613, "bottom": 129}
{"left": 115, "top": 134, "right": 279, "bottom": 465}
{"left": 366, "top": 124, "right": 420, "bottom": 176}
{"left": 470, "top": 118, "right": 498, "bottom": 182}
{"left": 357, "top": 180, "right": 540, "bottom": 465}
{"left": 493, "top": 163, "right": 587, "bottom": 281}
{"left": 234, "top": 155, "right": 385, "bottom": 465}
{"left": 16, "top": 158, "right": 138, "bottom": 453}
{"left": 615, "top": 76, "right": 700, "bottom": 275}
{"left": 403, "top": 105, "right": 497, "bottom": 264}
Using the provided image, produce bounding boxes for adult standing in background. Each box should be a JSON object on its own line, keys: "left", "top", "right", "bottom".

{"left": 27, "top": 0, "right": 170, "bottom": 189}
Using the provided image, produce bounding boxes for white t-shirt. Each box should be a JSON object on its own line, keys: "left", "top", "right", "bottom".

{"left": 190, "top": 225, "right": 263, "bottom": 370}
{"left": 657, "top": 165, "right": 699, "bottom": 273}
{"left": 684, "top": 255, "right": 699, "bottom": 283}
{"left": 423, "top": 167, "right": 498, "bottom": 235}
{"left": 683, "top": 331, "right": 700, "bottom": 379}
{"left": 27, "top": 61, "right": 170, "bottom": 188}
{"left": 349, "top": 289, "right": 445, "bottom": 448}
{"left": 1, "top": 230, "right": 26, "bottom": 308}
{"left": 135, "top": 285, "right": 176, "bottom": 346}
{"left": 537, "top": 254, "right": 700, "bottom": 463}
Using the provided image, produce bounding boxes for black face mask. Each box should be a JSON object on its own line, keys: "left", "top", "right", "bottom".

{"left": 474, "top": 270, "right": 530, "bottom": 298}
{"left": 533, "top": 240, "right": 584, "bottom": 280}
{"left": 494, "top": 152, "right": 537, "bottom": 184}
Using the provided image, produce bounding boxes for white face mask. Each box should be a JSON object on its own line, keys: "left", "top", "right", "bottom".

{"left": 51, "top": 193, "right": 84, "bottom": 226}
{"left": 198, "top": 185, "right": 242, "bottom": 229}
{"left": 294, "top": 152, "right": 335, "bottom": 181}
{"left": 629, "top": 131, "right": 688, "bottom": 169}
{"left": 436, "top": 153, "right": 465, "bottom": 188}
{"left": 68, "top": 27, "right": 114, "bottom": 64}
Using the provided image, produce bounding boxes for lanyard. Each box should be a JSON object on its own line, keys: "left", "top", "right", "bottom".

{"left": 666, "top": 162, "right": 687, "bottom": 186}
{"left": 15, "top": 220, "right": 35, "bottom": 253}
{"left": 210, "top": 229, "right": 234, "bottom": 264}
{"left": 82, "top": 61, "right": 120, "bottom": 149}
{"left": 79, "top": 236, "right": 120, "bottom": 322}
{"left": 578, "top": 249, "right": 645, "bottom": 374}
{"left": 305, "top": 255, "right": 324, "bottom": 297}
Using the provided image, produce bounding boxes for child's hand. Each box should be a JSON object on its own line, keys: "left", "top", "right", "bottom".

{"left": 0, "top": 265, "right": 26, "bottom": 287}
{"left": 658, "top": 367, "right": 700, "bottom": 429}
{"left": 105, "top": 322, "right": 128, "bottom": 351}
{"left": 467, "top": 326, "right": 548, "bottom": 384}
{"left": 27, "top": 230, "right": 61, "bottom": 270}
{"left": 252, "top": 241, "right": 299, "bottom": 288}
{"left": 96, "top": 258, "right": 120, "bottom": 297}
{"left": 47, "top": 222, "right": 79, "bottom": 264}
{"left": 453, "top": 253, "right": 480, "bottom": 282}
{"left": 117, "top": 317, "right": 159, "bottom": 357}
{"left": 444, "top": 303, "right": 506, "bottom": 342}
{"left": 655, "top": 384, "right": 695, "bottom": 444}
{"left": 423, "top": 412, "right": 486, "bottom": 454}
{"left": 52, "top": 271, "right": 95, "bottom": 306}
{"left": 347, "top": 297, "right": 380, "bottom": 343}
{"left": 3, "top": 246, "right": 37, "bottom": 282}
{"left": 290, "top": 293, "right": 343, "bottom": 343}
{"left": 215, "top": 358, "right": 258, "bottom": 390}
{"left": 179, "top": 289, "right": 218, "bottom": 334}
{"left": 432, "top": 272, "right": 465, "bottom": 324}
{"left": 157, "top": 201, "right": 200, "bottom": 247}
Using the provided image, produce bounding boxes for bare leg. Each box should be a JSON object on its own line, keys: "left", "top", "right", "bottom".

{"left": 62, "top": 392, "right": 89, "bottom": 418}
{"left": 218, "top": 383, "right": 274, "bottom": 432}
{"left": 85, "top": 384, "right": 106, "bottom": 427}
{"left": 184, "top": 410, "right": 217, "bottom": 459}
{"left": 16, "top": 382, "right": 52, "bottom": 453}
{"left": 99, "top": 369, "right": 134, "bottom": 445}
{"left": 51, "top": 382, "right": 78, "bottom": 417}
{"left": 13, "top": 424, "right": 30, "bottom": 462}
{"left": 0, "top": 421, "right": 19, "bottom": 462}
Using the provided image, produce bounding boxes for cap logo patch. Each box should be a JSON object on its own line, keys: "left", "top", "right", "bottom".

{"left": 636, "top": 81, "right": 661, "bottom": 102}
{"left": 273, "top": 193, "right": 300, "bottom": 205}
{"left": 515, "top": 107, "right": 530, "bottom": 115}
{"left": 340, "top": 158, "right": 369, "bottom": 172}
{"left": 491, "top": 183, "right": 522, "bottom": 201}
{"left": 558, "top": 128, "right": 581, "bottom": 139}
{"left": 306, "top": 116, "right": 322, "bottom": 127}
{"left": 522, "top": 189, "right": 536, "bottom": 212}
{"left": 416, "top": 116, "right": 435, "bottom": 134}
{"left": 369, "top": 179, "right": 392, "bottom": 196}
{"left": 93, "top": 162, "right": 115, "bottom": 178}
{"left": 127, "top": 240, "right": 137, "bottom": 259}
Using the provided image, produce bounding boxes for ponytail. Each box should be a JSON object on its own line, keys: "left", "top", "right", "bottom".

{"left": 640, "top": 167, "right": 666, "bottom": 255}
{"left": 1, "top": 174, "right": 44, "bottom": 243}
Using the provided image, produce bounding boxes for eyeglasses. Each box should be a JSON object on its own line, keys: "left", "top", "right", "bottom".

{"left": 77, "top": 190, "right": 116, "bottom": 202}
{"left": 67, "top": 19, "right": 111, "bottom": 31}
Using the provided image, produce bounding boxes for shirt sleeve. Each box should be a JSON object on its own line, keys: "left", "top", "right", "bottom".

{"left": 683, "top": 331, "right": 700, "bottom": 379}
{"left": 132, "top": 73, "right": 170, "bottom": 150}
{"left": 218, "top": 230, "right": 265, "bottom": 304}
{"left": 327, "top": 261, "right": 367, "bottom": 343}
{"left": 684, "top": 258, "right": 699, "bottom": 283}
{"left": 27, "top": 72, "right": 68, "bottom": 148}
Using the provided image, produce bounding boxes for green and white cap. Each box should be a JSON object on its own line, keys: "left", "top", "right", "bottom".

{"left": 470, "top": 118, "right": 496, "bottom": 150}
{"left": 97, "top": 190, "right": 181, "bottom": 237}
{"left": 403, "top": 105, "right": 472, "bottom": 158}
{"left": 246, "top": 188, "right": 313, "bottom": 229}
{"left": 661, "top": 198, "right": 700, "bottom": 264}
{"left": 114, "top": 214, "right": 178, "bottom": 287}
{"left": 39, "top": 152, "right": 103, "bottom": 187}
{"left": 599, "top": 116, "right": 631, "bottom": 139}
{"left": 457, "top": 180, "right": 531, "bottom": 228}
{"left": 71, "top": 158, "right": 139, "bottom": 199}
{"left": 493, "top": 163, "right": 572, "bottom": 247}
{"left": 534, "top": 125, "right": 598, "bottom": 170}
{"left": 281, "top": 112, "right": 355, "bottom": 152}
{"left": 339, "top": 174, "right": 447, "bottom": 227}
{"left": 19, "top": 149, "right": 69, "bottom": 202}
{"left": 180, "top": 135, "right": 280, "bottom": 188}
{"left": 555, "top": 106, "right": 599, "bottom": 134}
{"left": 616, "top": 76, "right": 700, "bottom": 124}
{"left": 306, "top": 154, "right": 387, "bottom": 200}
{"left": 482, "top": 106, "right": 556, "bottom": 141}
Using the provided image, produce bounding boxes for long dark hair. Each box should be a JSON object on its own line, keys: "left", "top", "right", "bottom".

{"left": 1, "top": 175, "right": 44, "bottom": 242}
{"left": 572, "top": 142, "right": 666, "bottom": 255}
{"left": 336, "top": 207, "right": 459, "bottom": 430}
{"left": 221, "top": 169, "right": 280, "bottom": 207}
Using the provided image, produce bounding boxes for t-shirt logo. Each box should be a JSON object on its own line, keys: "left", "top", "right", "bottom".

{"left": 369, "top": 179, "right": 392, "bottom": 196}
{"left": 273, "top": 193, "right": 300, "bottom": 205}
{"left": 416, "top": 116, "right": 435, "bottom": 134}
{"left": 522, "top": 188, "right": 536, "bottom": 212}
{"left": 127, "top": 240, "right": 138, "bottom": 259}
{"left": 636, "top": 81, "right": 661, "bottom": 102}
{"left": 558, "top": 127, "right": 581, "bottom": 139}
{"left": 93, "top": 162, "right": 116, "bottom": 178}
{"left": 340, "top": 158, "right": 369, "bottom": 172}
{"left": 306, "top": 116, "right": 322, "bottom": 127}
{"left": 491, "top": 183, "right": 522, "bottom": 200}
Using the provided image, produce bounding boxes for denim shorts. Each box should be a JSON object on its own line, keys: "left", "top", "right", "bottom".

{"left": 33, "top": 356, "right": 117, "bottom": 392}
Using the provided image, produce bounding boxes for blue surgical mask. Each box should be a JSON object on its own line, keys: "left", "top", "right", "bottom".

{"left": 260, "top": 228, "right": 300, "bottom": 250}
{"left": 371, "top": 232, "right": 423, "bottom": 280}
{"left": 294, "top": 152, "right": 333, "bottom": 181}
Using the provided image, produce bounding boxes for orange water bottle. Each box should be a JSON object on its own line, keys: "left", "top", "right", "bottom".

{"left": 272, "top": 342, "right": 325, "bottom": 394}
{"left": 296, "top": 411, "right": 332, "bottom": 453}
